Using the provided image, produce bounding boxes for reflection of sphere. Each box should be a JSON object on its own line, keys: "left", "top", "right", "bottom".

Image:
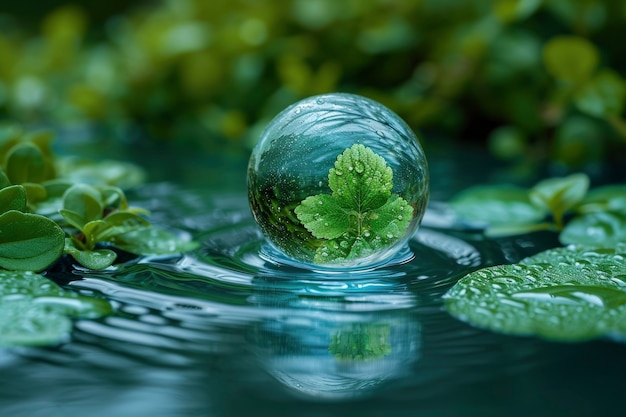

{"left": 247, "top": 93, "right": 429, "bottom": 270}
{"left": 248, "top": 311, "right": 420, "bottom": 400}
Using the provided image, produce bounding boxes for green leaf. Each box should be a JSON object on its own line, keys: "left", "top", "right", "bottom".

{"left": 560, "top": 211, "right": 626, "bottom": 248}
{"left": 112, "top": 226, "right": 198, "bottom": 255}
{"left": 444, "top": 246, "right": 626, "bottom": 342}
{"left": 449, "top": 185, "right": 546, "bottom": 227}
{"left": 328, "top": 143, "right": 392, "bottom": 211}
{"left": 0, "top": 210, "right": 65, "bottom": 271}
{"left": 0, "top": 270, "right": 112, "bottom": 346}
{"left": 84, "top": 211, "right": 150, "bottom": 243}
{"left": 576, "top": 185, "right": 626, "bottom": 214}
{"left": 529, "top": 173, "right": 589, "bottom": 227}
{"left": 0, "top": 185, "right": 27, "bottom": 214}
{"left": 294, "top": 144, "right": 413, "bottom": 264}
{"left": 294, "top": 194, "right": 349, "bottom": 240}
{"left": 22, "top": 182, "right": 47, "bottom": 204}
{"left": 4, "top": 143, "right": 47, "bottom": 184}
{"left": 62, "top": 183, "right": 103, "bottom": 228}
{"left": 543, "top": 36, "right": 599, "bottom": 84}
{"left": 0, "top": 168, "right": 10, "bottom": 189}
{"left": 64, "top": 239, "right": 117, "bottom": 270}
{"left": 575, "top": 70, "right": 626, "bottom": 118}
{"left": 56, "top": 156, "right": 146, "bottom": 189}
{"left": 100, "top": 185, "right": 128, "bottom": 210}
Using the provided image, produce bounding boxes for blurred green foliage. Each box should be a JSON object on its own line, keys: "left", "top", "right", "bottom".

{"left": 1, "top": 0, "right": 625, "bottom": 172}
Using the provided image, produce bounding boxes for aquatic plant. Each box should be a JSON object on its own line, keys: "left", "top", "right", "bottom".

{"left": 446, "top": 173, "right": 626, "bottom": 341}
{"left": 0, "top": 124, "right": 197, "bottom": 346}
{"left": 295, "top": 144, "right": 413, "bottom": 264}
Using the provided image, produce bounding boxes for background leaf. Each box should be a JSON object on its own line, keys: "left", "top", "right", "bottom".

{"left": 543, "top": 36, "right": 599, "bottom": 83}
{"left": 0, "top": 210, "right": 65, "bottom": 271}
{"left": 529, "top": 173, "right": 589, "bottom": 226}
{"left": 449, "top": 185, "right": 546, "bottom": 227}
{"left": 560, "top": 211, "right": 626, "bottom": 248}
{"left": 0, "top": 185, "right": 27, "bottom": 214}
{"left": 4, "top": 143, "right": 47, "bottom": 184}
{"left": 575, "top": 70, "right": 626, "bottom": 118}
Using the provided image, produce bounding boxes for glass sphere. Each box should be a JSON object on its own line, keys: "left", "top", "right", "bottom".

{"left": 247, "top": 93, "right": 429, "bottom": 270}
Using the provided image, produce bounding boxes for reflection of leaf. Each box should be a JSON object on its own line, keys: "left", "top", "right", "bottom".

{"left": 444, "top": 246, "right": 626, "bottom": 342}
{"left": 0, "top": 270, "right": 112, "bottom": 346}
{"left": 328, "top": 323, "right": 392, "bottom": 361}
{"left": 294, "top": 144, "right": 413, "bottom": 264}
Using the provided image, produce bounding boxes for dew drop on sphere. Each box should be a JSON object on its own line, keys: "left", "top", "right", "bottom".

{"left": 247, "top": 93, "right": 429, "bottom": 270}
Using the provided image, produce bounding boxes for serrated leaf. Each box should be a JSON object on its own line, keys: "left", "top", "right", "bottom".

{"left": 294, "top": 144, "right": 413, "bottom": 264}
{"left": 369, "top": 195, "right": 413, "bottom": 243}
{"left": 450, "top": 185, "right": 546, "bottom": 227}
{"left": 444, "top": 247, "right": 626, "bottom": 342}
{"left": 329, "top": 144, "right": 392, "bottom": 211}
{"left": 0, "top": 185, "right": 27, "bottom": 214}
{"left": 62, "top": 183, "right": 103, "bottom": 228}
{"left": 0, "top": 270, "right": 112, "bottom": 346}
{"left": 4, "top": 143, "right": 47, "bottom": 184}
{"left": 0, "top": 210, "right": 64, "bottom": 271}
{"left": 560, "top": 211, "right": 626, "bottom": 248}
{"left": 295, "top": 194, "right": 349, "bottom": 240}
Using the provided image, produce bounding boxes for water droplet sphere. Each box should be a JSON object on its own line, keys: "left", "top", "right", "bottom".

{"left": 247, "top": 93, "right": 429, "bottom": 270}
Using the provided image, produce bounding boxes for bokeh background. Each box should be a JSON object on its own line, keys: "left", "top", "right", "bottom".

{"left": 1, "top": 0, "right": 625, "bottom": 184}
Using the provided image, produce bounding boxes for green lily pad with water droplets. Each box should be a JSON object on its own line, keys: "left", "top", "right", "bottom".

{"left": 444, "top": 246, "right": 626, "bottom": 342}
{"left": 0, "top": 270, "right": 112, "bottom": 346}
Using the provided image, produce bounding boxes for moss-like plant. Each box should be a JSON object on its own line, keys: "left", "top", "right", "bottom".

{"left": 295, "top": 144, "right": 413, "bottom": 264}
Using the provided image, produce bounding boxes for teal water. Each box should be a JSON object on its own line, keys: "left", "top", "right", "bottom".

{"left": 1, "top": 149, "right": 626, "bottom": 416}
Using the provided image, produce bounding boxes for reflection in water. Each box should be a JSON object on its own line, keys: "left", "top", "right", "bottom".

{"left": 248, "top": 308, "right": 419, "bottom": 400}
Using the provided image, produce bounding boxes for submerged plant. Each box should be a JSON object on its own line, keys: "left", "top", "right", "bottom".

{"left": 295, "top": 144, "right": 413, "bottom": 264}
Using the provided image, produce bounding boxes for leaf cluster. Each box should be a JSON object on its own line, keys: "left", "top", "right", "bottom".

{"left": 0, "top": 125, "right": 196, "bottom": 272}
{"left": 294, "top": 144, "right": 413, "bottom": 264}
{"left": 450, "top": 173, "right": 626, "bottom": 247}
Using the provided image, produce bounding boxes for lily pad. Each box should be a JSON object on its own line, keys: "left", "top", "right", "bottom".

{"left": 444, "top": 246, "right": 626, "bottom": 342}
{"left": 560, "top": 211, "right": 626, "bottom": 248}
{"left": 0, "top": 270, "right": 112, "bottom": 346}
